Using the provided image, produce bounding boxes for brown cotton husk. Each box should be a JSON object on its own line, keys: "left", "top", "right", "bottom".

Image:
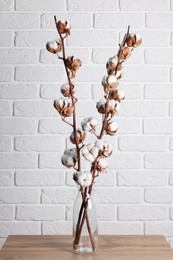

{"left": 56, "top": 20, "right": 71, "bottom": 34}
{"left": 65, "top": 56, "right": 82, "bottom": 78}
{"left": 110, "top": 90, "right": 125, "bottom": 102}
{"left": 46, "top": 40, "right": 62, "bottom": 54}
{"left": 127, "top": 34, "right": 142, "bottom": 48}
{"left": 119, "top": 47, "right": 132, "bottom": 60}
{"left": 54, "top": 99, "right": 74, "bottom": 117}
{"left": 70, "top": 129, "right": 86, "bottom": 144}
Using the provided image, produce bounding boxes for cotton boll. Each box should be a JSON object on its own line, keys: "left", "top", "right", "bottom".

{"left": 73, "top": 172, "right": 92, "bottom": 187}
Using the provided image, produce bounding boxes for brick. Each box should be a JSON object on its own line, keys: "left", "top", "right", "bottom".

{"left": 39, "top": 119, "right": 71, "bottom": 134}
{"left": 145, "top": 188, "right": 173, "bottom": 203}
{"left": 0, "top": 66, "right": 12, "bottom": 82}
{"left": 76, "top": 65, "right": 105, "bottom": 82}
{"left": 74, "top": 100, "right": 98, "bottom": 117}
{"left": 0, "top": 49, "right": 38, "bottom": 64}
{"left": 41, "top": 188, "right": 77, "bottom": 204}
{"left": 15, "top": 31, "right": 58, "bottom": 47}
{"left": 170, "top": 102, "right": 173, "bottom": 115}
{"left": 0, "top": 84, "right": 39, "bottom": 99}
{"left": 145, "top": 222, "right": 173, "bottom": 236}
{"left": 0, "top": 136, "right": 12, "bottom": 151}
{"left": 42, "top": 221, "right": 72, "bottom": 235}
{"left": 118, "top": 205, "right": 167, "bottom": 221}
{"left": 119, "top": 136, "right": 168, "bottom": 152}
{"left": 170, "top": 208, "right": 173, "bottom": 220}
{"left": 0, "top": 171, "right": 13, "bottom": 186}
{"left": 169, "top": 172, "right": 173, "bottom": 185}
{"left": 0, "top": 101, "right": 12, "bottom": 116}
{"left": 14, "top": 136, "right": 65, "bottom": 152}
{"left": 0, "top": 31, "right": 12, "bottom": 46}
{"left": 120, "top": 0, "right": 169, "bottom": 11}
{"left": 144, "top": 84, "right": 173, "bottom": 99}
{"left": 16, "top": 205, "right": 64, "bottom": 221}
{"left": 170, "top": 137, "right": 173, "bottom": 151}
{"left": 95, "top": 188, "right": 142, "bottom": 204}
{"left": 0, "top": 205, "right": 14, "bottom": 220}
{"left": 144, "top": 119, "right": 173, "bottom": 134}
{"left": 67, "top": 31, "right": 118, "bottom": 47}
{"left": 119, "top": 101, "right": 168, "bottom": 117}
{"left": 15, "top": 171, "right": 65, "bottom": 186}
{"left": 0, "top": 119, "right": 36, "bottom": 134}
{"left": 120, "top": 30, "right": 169, "bottom": 47}
{"left": 0, "top": 188, "right": 39, "bottom": 203}
{"left": 116, "top": 118, "right": 142, "bottom": 134}
{"left": 39, "top": 153, "right": 64, "bottom": 169}
{"left": 16, "top": 0, "right": 66, "bottom": 11}
{"left": 122, "top": 65, "right": 169, "bottom": 82}
{"left": 99, "top": 221, "right": 143, "bottom": 235}
{"left": 41, "top": 13, "right": 92, "bottom": 29}
{"left": 118, "top": 170, "right": 168, "bottom": 187}
{"left": 0, "top": 14, "right": 39, "bottom": 29}
{"left": 0, "top": 222, "right": 40, "bottom": 237}
{"left": 40, "top": 83, "right": 92, "bottom": 100}
{"left": 0, "top": 0, "right": 13, "bottom": 10}
{"left": 67, "top": 0, "right": 119, "bottom": 11}
{"left": 15, "top": 66, "right": 65, "bottom": 82}
{"left": 94, "top": 13, "right": 144, "bottom": 29}
{"left": 0, "top": 153, "right": 37, "bottom": 169}
{"left": 145, "top": 49, "right": 173, "bottom": 65}
{"left": 108, "top": 153, "right": 142, "bottom": 169}
{"left": 146, "top": 13, "right": 173, "bottom": 29}
{"left": 145, "top": 154, "right": 173, "bottom": 169}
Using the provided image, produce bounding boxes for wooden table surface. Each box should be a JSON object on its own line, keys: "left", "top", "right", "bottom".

{"left": 1, "top": 235, "right": 173, "bottom": 260}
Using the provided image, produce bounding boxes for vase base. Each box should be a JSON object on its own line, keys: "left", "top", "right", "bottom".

{"left": 73, "top": 247, "right": 95, "bottom": 254}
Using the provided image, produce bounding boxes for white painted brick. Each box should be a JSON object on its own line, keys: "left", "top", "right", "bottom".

{"left": 99, "top": 221, "right": 143, "bottom": 235}
{"left": 170, "top": 137, "right": 173, "bottom": 151}
{"left": 145, "top": 222, "right": 173, "bottom": 236}
{"left": 0, "top": 49, "right": 38, "bottom": 64}
{"left": 40, "top": 83, "right": 92, "bottom": 100}
{"left": 0, "top": 171, "right": 13, "bottom": 186}
{"left": 76, "top": 65, "right": 105, "bottom": 82}
{"left": 14, "top": 136, "right": 65, "bottom": 152}
{"left": 108, "top": 153, "right": 142, "bottom": 169}
{"left": 120, "top": 30, "right": 169, "bottom": 47}
{"left": 95, "top": 188, "right": 142, "bottom": 204}
{"left": 42, "top": 221, "right": 72, "bottom": 235}
{"left": 146, "top": 13, "right": 173, "bottom": 29}
{"left": 145, "top": 154, "right": 173, "bottom": 169}
{"left": 0, "top": 205, "right": 14, "bottom": 220}
{"left": 122, "top": 65, "right": 169, "bottom": 82}
{"left": 0, "top": 66, "right": 12, "bottom": 82}
{"left": 169, "top": 172, "right": 173, "bottom": 185}
{"left": 0, "top": 84, "right": 39, "bottom": 99}
{"left": 15, "top": 66, "right": 65, "bottom": 82}
{"left": 40, "top": 48, "right": 90, "bottom": 64}
{"left": 0, "top": 0, "right": 13, "bottom": 10}
{"left": 16, "top": 205, "right": 64, "bottom": 221}
{"left": 119, "top": 101, "right": 168, "bottom": 117}
{"left": 0, "top": 14, "right": 39, "bottom": 29}
{"left": 116, "top": 118, "right": 142, "bottom": 134}
{"left": 67, "top": 0, "right": 119, "bottom": 11}
{"left": 144, "top": 84, "right": 173, "bottom": 99}
{"left": 0, "top": 238, "right": 6, "bottom": 250}
{"left": 39, "top": 119, "right": 71, "bottom": 135}
{"left": 41, "top": 188, "right": 77, "bottom": 204}
{"left": 0, "top": 119, "right": 37, "bottom": 134}
{"left": 118, "top": 205, "right": 167, "bottom": 221}
{"left": 15, "top": 31, "right": 58, "bottom": 47}
{"left": 0, "top": 153, "right": 37, "bottom": 169}
{"left": 119, "top": 136, "right": 168, "bottom": 152}
{"left": 67, "top": 31, "right": 118, "bottom": 47}
{"left": 144, "top": 119, "right": 173, "bottom": 134}
{"left": 170, "top": 102, "right": 173, "bottom": 115}
{"left": 15, "top": 171, "right": 65, "bottom": 186}
{"left": 0, "top": 31, "right": 12, "bottom": 46}
{"left": 118, "top": 170, "right": 168, "bottom": 187}
{"left": 75, "top": 100, "right": 98, "bottom": 117}
{"left": 94, "top": 13, "right": 144, "bottom": 29}
{"left": 145, "top": 188, "right": 173, "bottom": 203}
{"left": 16, "top": 0, "right": 66, "bottom": 11}
{"left": 41, "top": 13, "right": 92, "bottom": 29}
{"left": 0, "top": 136, "right": 12, "bottom": 151}
{"left": 0, "top": 222, "right": 40, "bottom": 237}
{"left": 39, "top": 153, "right": 64, "bottom": 169}
{"left": 14, "top": 101, "right": 57, "bottom": 117}
{"left": 0, "top": 188, "right": 39, "bottom": 203}
{"left": 170, "top": 208, "right": 173, "bottom": 220}
{"left": 120, "top": 0, "right": 169, "bottom": 11}
{"left": 145, "top": 49, "right": 173, "bottom": 65}
{"left": 0, "top": 101, "right": 11, "bottom": 116}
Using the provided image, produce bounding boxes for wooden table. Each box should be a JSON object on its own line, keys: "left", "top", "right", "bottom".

{"left": 1, "top": 235, "right": 173, "bottom": 260}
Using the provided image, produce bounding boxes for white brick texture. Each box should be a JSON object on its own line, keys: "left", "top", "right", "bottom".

{"left": 0, "top": 0, "right": 173, "bottom": 251}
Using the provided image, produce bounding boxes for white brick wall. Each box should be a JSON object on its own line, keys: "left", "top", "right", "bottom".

{"left": 0, "top": 0, "right": 173, "bottom": 251}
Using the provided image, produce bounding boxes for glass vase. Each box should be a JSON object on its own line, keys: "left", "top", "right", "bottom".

{"left": 73, "top": 188, "right": 98, "bottom": 254}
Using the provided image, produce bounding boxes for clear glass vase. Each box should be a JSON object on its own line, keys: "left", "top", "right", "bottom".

{"left": 73, "top": 188, "right": 98, "bottom": 254}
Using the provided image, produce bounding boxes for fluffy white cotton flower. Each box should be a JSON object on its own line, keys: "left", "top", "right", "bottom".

{"left": 96, "top": 99, "right": 106, "bottom": 114}
{"left": 73, "top": 171, "right": 92, "bottom": 187}
{"left": 82, "top": 143, "right": 99, "bottom": 162}
{"left": 96, "top": 157, "right": 108, "bottom": 172}
{"left": 81, "top": 117, "right": 97, "bottom": 132}
{"left": 105, "top": 121, "right": 118, "bottom": 136}
{"left": 95, "top": 140, "right": 112, "bottom": 157}
{"left": 46, "top": 39, "right": 62, "bottom": 54}
{"left": 102, "top": 75, "right": 119, "bottom": 93}
{"left": 61, "top": 148, "right": 77, "bottom": 168}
